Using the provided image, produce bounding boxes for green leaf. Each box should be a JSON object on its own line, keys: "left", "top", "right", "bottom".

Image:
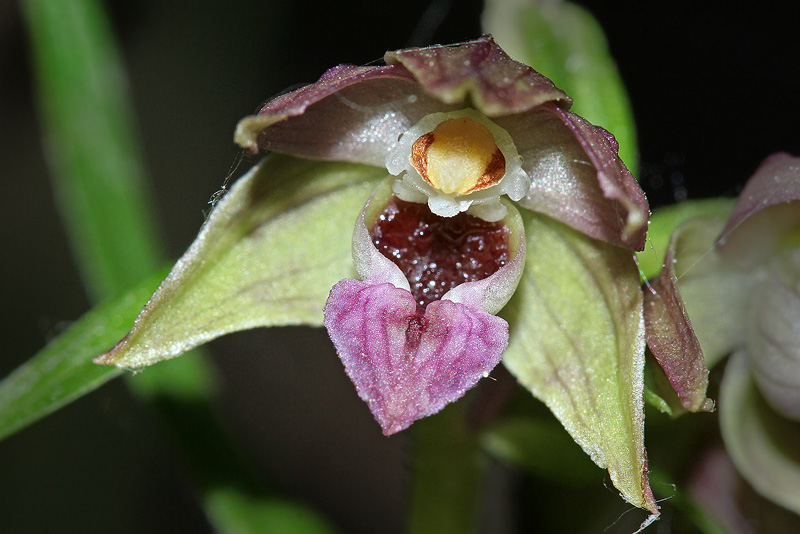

{"left": 98, "top": 155, "right": 384, "bottom": 369}
{"left": 21, "top": 0, "right": 163, "bottom": 301}
{"left": 0, "top": 270, "right": 166, "bottom": 441}
{"left": 483, "top": 0, "right": 639, "bottom": 173}
{"left": 501, "top": 211, "right": 658, "bottom": 515}
{"left": 204, "top": 487, "right": 335, "bottom": 534}
{"left": 643, "top": 359, "right": 676, "bottom": 416}
{"left": 480, "top": 416, "right": 599, "bottom": 485}
{"left": 21, "top": 1, "right": 340, "bottom": 529}
{"left": 719, "top": 351, "right": 800, "bottom": 516}
{"left": 636, "top": 198, "right": 734, "bottom": 280}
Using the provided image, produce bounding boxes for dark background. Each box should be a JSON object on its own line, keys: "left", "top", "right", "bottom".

{"left": 2, "top": 1, "right": 798, "bottom": 532}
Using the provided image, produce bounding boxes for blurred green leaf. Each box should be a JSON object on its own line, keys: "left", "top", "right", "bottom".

{"left": 22, "top": 0, "right": 162, "bottom": 301}
{"left": 501, "top": 211, "right": 657, "bottom": 515}
{"left": 20, "top": 0, "right": 339, "bottom": 531}
{"left": 98, "top": 156, "right": 383, "bottom": 369}
{"left": 720, "top": 351, "right": 800, "bottom": 516}
{"left": 481, "top": 416, "right": 599, "bottom": 485}
{"left": 484, "top": 0, "right": 639, "bottom": 173}
{"left": 205, "top": 488, "right": 336, "bottom": 534}
{"left": 0, "top": 269, "right": 165, "bottom": 441}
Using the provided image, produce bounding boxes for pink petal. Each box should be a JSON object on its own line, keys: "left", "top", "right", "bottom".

{"left": 504, "top": 104, "right": 649, "bottom": 250}
{"left": 323, "top": 279, "right": 508, "bottom": 435}
{"left": 385, "top": 35, "right": 570, "bottom": 117}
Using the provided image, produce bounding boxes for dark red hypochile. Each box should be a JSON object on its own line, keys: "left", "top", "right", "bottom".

{"left": 370, "top": 198, "right": 510, "bottom": 310}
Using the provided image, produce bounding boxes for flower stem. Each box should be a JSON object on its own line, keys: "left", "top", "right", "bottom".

{"left": 408, "top": 400, "right": 484, "bottom": 534}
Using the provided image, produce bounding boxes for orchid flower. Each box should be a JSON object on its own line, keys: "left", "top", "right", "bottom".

{"left": 97, "top": 36, "right": 661, "bottom": 515}
{"left": 644, "top": 153, "right": 800, "bottom": 515}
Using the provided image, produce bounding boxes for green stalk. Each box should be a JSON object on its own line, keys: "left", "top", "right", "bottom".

{"left": 408, "top": 402, "right": 484, "bottom": 534}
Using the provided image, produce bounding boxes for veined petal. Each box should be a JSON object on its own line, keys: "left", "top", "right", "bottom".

{"left": 235, "top": 36, "right": 573, "bottom": 168}
{"left": 385, "top": 35, "right": 571, "bottom": 117}
{"left": 324, "top": 280, "right": 508, "bottom": 435}
{"left": 504, "top": 103, "right": 648, "bottom": 250}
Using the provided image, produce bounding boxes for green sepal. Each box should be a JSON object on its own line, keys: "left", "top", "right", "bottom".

{"left": 97, "top": 155, "right": 385, "bottom": 369}
{"left": 480, "top": 416, "right": 599, "bottom": 486}
{"left": 484, "top": 0, "right": 638, "bottom": 173}
{"left": 501, "top": 211, "right": 658, "bottom": 515}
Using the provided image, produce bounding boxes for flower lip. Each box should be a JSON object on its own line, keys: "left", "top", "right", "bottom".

{"left": 355, "top": 176, "right": 525, "bottom": 315}
{"left": 323, "top": 176, "right": 525, "bottom": 434}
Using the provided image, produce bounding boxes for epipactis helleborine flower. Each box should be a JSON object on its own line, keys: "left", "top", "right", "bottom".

{"left": 96, "top": 35, "right": 659, "bottom": 516}
{"left": 645, "top": 153, "right": 800, "bottom": 515}
{"left": 233, "top": 36, "right": 649, "bottom": 435}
